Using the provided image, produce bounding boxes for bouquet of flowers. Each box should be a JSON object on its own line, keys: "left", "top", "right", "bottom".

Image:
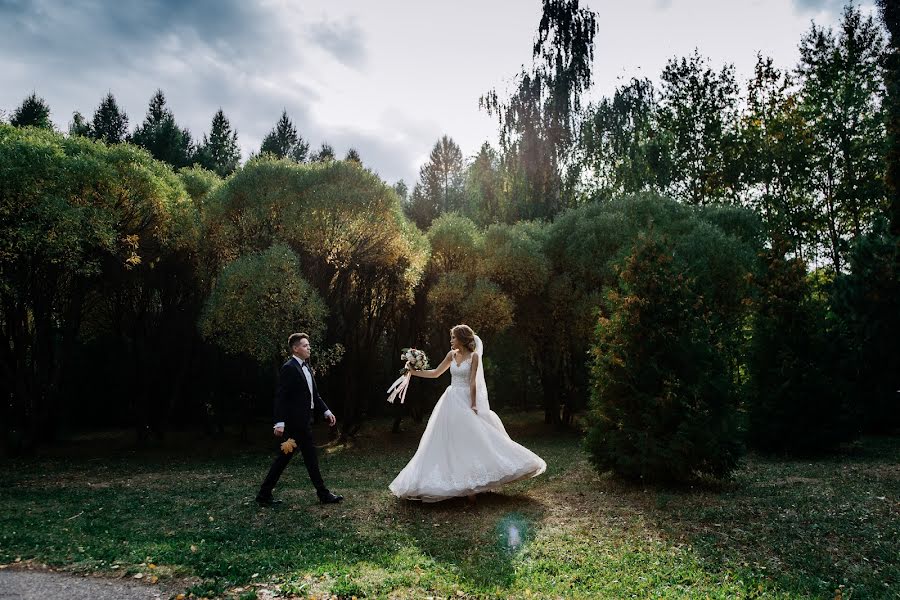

{"left": 386, "top": 348, "right": 430, "bottom": 404}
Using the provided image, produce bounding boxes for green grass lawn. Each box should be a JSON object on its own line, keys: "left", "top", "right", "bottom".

{"left": 1, "top": 413, "right": 898, "bottom": 599}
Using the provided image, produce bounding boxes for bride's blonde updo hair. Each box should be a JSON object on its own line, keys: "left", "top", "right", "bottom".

{"left": 451, "top": 324, "right": 477, "bottom": 352}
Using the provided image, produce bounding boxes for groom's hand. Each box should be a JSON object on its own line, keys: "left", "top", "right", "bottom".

{"left": 324, "top": 411, "right": 337, "bottom": 427}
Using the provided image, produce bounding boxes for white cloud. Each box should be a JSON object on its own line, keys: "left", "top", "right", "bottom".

{"left": 1, "top": 0, "right": 858, "bottom": 186}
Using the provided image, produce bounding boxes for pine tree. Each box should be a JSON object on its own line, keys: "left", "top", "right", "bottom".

{"left": 259, "top": 110, "right": 309, "bottom": 162}
{"left": 197, "top": 109, "right": 240, "bottom": 177}
{"left": 11, "top": 93, "right": 53, "bottom": 129}
{"left": 91, "top": 93, "right": 129, "bottom": 144}
{"left": 131, "top": 90, "right": 195, "bottom": 169}
{"left": 406, "top": 135, "right": 466, "bottom": 228}
{"left": 585, "top": 232, "right": 742, "bottom": 482}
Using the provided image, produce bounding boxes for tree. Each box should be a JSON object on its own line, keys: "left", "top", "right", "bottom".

{"left": 405, "top": 135, "right": 466, "bottom": 229}
{"left": 200, "top": 244, "right": 329, "bottom": 368}
{"left": 68, "top": 111, "right": 92, "bottom": 137}
{"left": 179, "top": 166, "right": 222, "bottom": 210}
{"left": 393, "top": 180, "right": 409, "bottom": 204}
{"left": 478, "top": 221, "right": 552, "bottom": 411}
{"left": 464, "top": 142, "right": 505, "bottom": 226}
{"left": 427, "top": 273, "right": 514, "bottom": 337}
{"left": 345, "top": 148, "right": 362, "bottom": 164}
{"left": 130, "top": 90, "right": 195, "bottom": 169}
{"left": 543, "top": 194, "right": 761, "bottom": 426}
{"left": 203, "top": 157, "right": 428, "bottom": 434}
{"left": 830, "top": 220, "right": 900, "bottom": 434}
{"left": 579, "top": 77, "right": 671, "bottom": 200}
{"left": 798, "top": 5, "right": 887, "bottom": 272}
{"left": 658, "top": 50, "right": 741, "bottom": 205}
{"left": 746, "top": 240, "right": 847, "bottom": 453}
{"left": 11, "top": 93, "right": 53, "bottom": 130}
{"left": 259, "top": 110, "right": 309, "bottom": 162}
{"left": 196, "top": 109, "right": 240, "bottom": 177}
{"left": 310, "top": 143, "right": 335, "bottom": 162}
{"left": 585, "top": 231, "right": 744, "bottom": 482}
{"left": 0, "top": 124, "right": 198, "bottom": 451}
{"left": 426, "top": 212, "right": 482, "bottom": 276}
{"left": 91, "top": 93, "right": 129, "bottom": 144}
{"left": 482, "top": 0, "right": 597, "bottom": 220}
{"left": 739, "top": 54, "right": 816, "bottom": 260}
{"left": 877, "top": 0, "right": 899, "bottom": 235}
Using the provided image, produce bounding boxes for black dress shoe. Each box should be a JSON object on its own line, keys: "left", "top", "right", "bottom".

{"left": 256, "top": 496, "right": 283, "bottom": 507}
{"left": 318, "top": 491, "right": 344, "bottom": 504}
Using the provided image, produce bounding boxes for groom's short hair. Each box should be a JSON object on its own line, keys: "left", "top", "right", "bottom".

{"left": 288, "top": 332, "right": 309, "bottom": 349}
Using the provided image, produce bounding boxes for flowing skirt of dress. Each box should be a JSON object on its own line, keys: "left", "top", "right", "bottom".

{"left": 389, "top": 384, "right": 546, "bottom": 502}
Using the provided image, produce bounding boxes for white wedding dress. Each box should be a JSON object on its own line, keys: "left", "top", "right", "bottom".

{"left": 389, "top": 337, "right": 546, "bottom": 502}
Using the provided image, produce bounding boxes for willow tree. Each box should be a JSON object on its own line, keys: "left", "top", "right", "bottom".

{"left": 0, "top": 124, "right": 198, "bottom": 451}
{"left": 203, "top": 157, "right": 428, "bottom": 431}
{"left": 481, "top": 0, "right": 598, "bottom": 219}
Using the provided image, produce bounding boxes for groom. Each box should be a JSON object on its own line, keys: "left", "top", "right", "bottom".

{"left": 256, "top": 333, "right": 343, "bottom": 506}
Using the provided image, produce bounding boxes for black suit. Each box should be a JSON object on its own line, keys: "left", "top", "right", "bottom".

{"left": 258, "top": 357, "right": 331, "bottom": 500}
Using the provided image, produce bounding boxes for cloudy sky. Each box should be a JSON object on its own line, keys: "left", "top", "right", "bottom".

{"left": 0, "top": 0, "right": 877, "bottom": 186}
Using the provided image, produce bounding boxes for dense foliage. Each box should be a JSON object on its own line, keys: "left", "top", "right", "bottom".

{"left": 1, "top": 2, "right": 896, "bottom": 479}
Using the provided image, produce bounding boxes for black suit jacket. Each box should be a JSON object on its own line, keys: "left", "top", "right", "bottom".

{"left": 274, "top": 357, "right": 330, "bottom": 428}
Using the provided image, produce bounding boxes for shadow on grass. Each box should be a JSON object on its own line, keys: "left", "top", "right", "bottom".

{"left": 568, "top": 438, "right": 900, "bottom": 599}
{"left": 2, "top": 416, "right": 897, "bottom": 598}
{"left": 388, "top": 491, "right": 548, "bottom": 591}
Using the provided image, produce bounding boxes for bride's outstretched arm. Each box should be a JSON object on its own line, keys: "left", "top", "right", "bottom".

{"left": 469, "top": 353, "right": 480, "bottom": 413}
{"left": 409, "top": 351, "right": 453, "bottom": 379}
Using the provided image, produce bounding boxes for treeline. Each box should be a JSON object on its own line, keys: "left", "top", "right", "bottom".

{"left": 10, "top": 89, "right": 354, "bottom": 178}
{"left": 2, "top": 2, "right": 897, "bottom": 481}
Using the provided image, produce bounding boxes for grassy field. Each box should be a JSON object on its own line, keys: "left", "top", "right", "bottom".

{"left": 1, "top": 413, "right": 898, "bottom": 599}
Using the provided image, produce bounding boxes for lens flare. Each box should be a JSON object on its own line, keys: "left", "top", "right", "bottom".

{"left": 495, "top": 513, "right": 529, "bottom": 552}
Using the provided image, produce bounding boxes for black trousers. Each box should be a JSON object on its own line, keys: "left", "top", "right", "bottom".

{"left": 258, "top": 420, "right": 326, "bottom": 498}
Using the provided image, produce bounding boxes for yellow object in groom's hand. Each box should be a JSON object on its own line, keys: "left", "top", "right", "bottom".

{"left": 280, "top": 438, "right": 298, "bottom": 454}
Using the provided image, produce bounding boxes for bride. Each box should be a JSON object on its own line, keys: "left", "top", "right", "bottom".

{"left": 389, "top": 324, "right": 546, "bottom": 502}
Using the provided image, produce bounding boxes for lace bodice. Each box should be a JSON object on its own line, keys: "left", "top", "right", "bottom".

{"left": 449, "top": 353, "right": 472, "bottom": 388}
